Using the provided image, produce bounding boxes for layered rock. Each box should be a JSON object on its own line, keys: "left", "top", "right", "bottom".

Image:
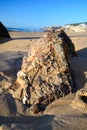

{"left": 13, "top": 29, "right": 77, "bottom": 113}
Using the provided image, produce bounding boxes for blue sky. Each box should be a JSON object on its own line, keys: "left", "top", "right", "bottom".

{"left": 0, "top": 0, "right": 87, "bottom": 28}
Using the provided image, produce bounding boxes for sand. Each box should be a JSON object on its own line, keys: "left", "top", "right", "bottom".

{"left": 0, "top": 30, "right": 87, "bottom": 130}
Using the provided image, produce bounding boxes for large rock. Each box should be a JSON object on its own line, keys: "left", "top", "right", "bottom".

{"left": 0, "top": 22, "right": 10, "bottom": 38}
{"left": 13, "top": 29, "right": 77, "bottom": 113}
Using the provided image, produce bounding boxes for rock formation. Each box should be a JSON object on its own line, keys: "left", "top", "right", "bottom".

{"left": 71, "top": 88, "right": 87, "bottom": 113}
{"left": 0, "top": 22, "right": 10, "bottom": 38}
{"left": 12, "top": 29, "right": 77, "bottom": 113}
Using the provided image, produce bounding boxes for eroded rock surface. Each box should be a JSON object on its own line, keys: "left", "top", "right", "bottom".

{"left": 12, "top": 30, "right": 77, "bottom": 113}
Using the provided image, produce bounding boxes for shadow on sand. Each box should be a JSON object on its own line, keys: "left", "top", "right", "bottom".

{"left": 70, "top": 48, "right": 87, "bottom": 92}
{"left": 0, "top": 36, "right": 40, "bottom": 44}
{"left": 0, "top": 114, "right": 54, "bottom": 130}
{"left": 0, "top": 38, "right": 11, "bottom": 44}
{"left": 0, "top": 51, "right": 27, "bottom": 80}
{"left": 0, "top": 92, "right": 54, "bottom": 129}
{"left": 12, "top": 36, "right": 40, "bottom": 40}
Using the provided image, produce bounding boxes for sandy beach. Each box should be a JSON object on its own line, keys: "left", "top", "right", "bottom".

{"left": 0, "top": 30, "right": 87, "bottom": 130}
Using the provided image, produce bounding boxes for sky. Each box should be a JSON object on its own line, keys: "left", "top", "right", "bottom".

{"left": 0, "top": 0, "right": 87, "bottom": 28}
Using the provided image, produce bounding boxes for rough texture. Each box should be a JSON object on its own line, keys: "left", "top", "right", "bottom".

{"left": 71, "top": 88, "right": 87, "bottom": 113}
{"left": 0, "top": 22, "right": 10, "bottom": 38}
{"left": 0, "top": 72, "right": 12, "bottom": 93}
{"left": 12, "top": 30, "right": 77, "bottom": 113}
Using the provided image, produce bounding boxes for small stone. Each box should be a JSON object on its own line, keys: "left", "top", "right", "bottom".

{"left": 0, "top": 124, "right": 7, "bottom": 130}
{"left": 71, "top": 88, "right": 87, "bottom": 113}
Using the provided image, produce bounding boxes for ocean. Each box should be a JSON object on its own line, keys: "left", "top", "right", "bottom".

{"left": 7, "top": 27, "right": 43, "bottom": 32}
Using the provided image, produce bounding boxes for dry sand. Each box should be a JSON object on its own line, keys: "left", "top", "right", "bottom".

{"left": 0, "top": 30, "right": 87, "bottom": 130}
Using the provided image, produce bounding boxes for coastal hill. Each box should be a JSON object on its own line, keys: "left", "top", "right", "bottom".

{"left": 63, "top": 22, "right": 87, "bottom": 32}
{"left": 42, "top": 22, "right": 87, "bottom": 32}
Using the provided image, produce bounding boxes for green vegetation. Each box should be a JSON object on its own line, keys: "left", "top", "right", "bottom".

{"left": 65, "top": 22, "right": 87, "bottom": 26}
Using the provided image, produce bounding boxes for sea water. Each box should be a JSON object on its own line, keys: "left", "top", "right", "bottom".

{"left": 7, "top": 27, "right": 43, "bottom": 32}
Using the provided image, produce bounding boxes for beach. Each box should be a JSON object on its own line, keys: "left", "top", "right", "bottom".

{"left": 0, "top": 30, "right": 87, "bottom": 130}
